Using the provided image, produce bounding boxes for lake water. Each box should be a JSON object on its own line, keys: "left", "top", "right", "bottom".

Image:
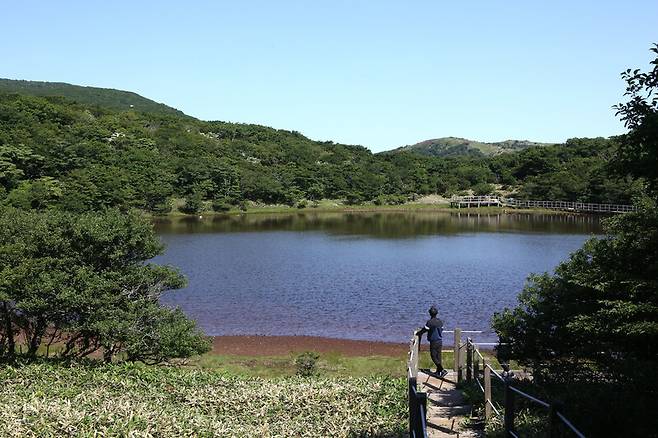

{"left": 153, "top": 211, "right": 602, "bottom": 343}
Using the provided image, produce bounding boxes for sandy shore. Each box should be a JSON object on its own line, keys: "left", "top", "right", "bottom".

{"left": 212, "top": 335, "right": 409, "bottom": 357}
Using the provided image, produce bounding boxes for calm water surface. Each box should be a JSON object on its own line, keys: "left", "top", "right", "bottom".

{"left": 153, "top": 212, "right": 602, "bottom": 343}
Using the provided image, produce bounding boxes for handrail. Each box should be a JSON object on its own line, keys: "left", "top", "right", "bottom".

{"left": 407, "top": 331, "right": 428, "bottom": 438}
{"left": 487, "top": 399, "right": 502, "bottom": 418}
{"left": 406, "top": 328, "right": 586, "bottom": 437}
{"left": 557, "top": 411, "right": 587, "bottom": 438}
{"left": 464, "top": 337, "right": 587, "bottom": 437}
{"left": 485, "top": 363, "right": 505, "bottom": 382}
{"left": 508, "top": 386, "right": 550, "bottom": 409}
{"left": 450, "top": 195, "right": 636, "bottom": 214}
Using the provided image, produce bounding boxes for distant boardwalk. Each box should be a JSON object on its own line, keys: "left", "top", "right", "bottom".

{"left": 450, "top": 195, "right": 636, "bottom": 214}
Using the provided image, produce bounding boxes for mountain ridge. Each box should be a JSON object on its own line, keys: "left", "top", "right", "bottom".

{"left": 0, "top": 78, "right": 187, "bottom": 117}
{"left": 388, "top": 136, "right": 554, "bottom": 157}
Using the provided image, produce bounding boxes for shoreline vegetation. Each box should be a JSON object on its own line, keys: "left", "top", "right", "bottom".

{"left": 149, "top": 197, "right": 587, "bottom": 219}
{"left": 194, "top": 335, "right": 500, "bottom": 379}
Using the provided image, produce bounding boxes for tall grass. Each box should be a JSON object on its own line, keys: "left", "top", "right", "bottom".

{"left": 0, "top": 363, "right": 406, "bottom": 437}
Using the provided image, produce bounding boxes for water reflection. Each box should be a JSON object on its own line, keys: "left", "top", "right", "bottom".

{"left": 153, "top": 211, "right": 602, "bottom": 237}
{"left": 153, "top": 211, "right": 603, "bottom": 343}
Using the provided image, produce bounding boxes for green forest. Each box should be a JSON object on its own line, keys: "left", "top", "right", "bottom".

{"left": 0, "top": 80, "right": 640, "bottom": 215}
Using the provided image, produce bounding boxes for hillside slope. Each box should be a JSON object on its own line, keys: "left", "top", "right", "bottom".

{"left": 0, "top": 78, "right": 186, "bottom": 117}
{"left": 390, "top": 137, "right": 553, "bottom": 157}
{"left": 0, "top": 80, "right": 636, "bottom": 212}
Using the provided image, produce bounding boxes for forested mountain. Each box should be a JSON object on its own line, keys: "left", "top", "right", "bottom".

{"left": 0, "top": 86, "right": 639, "bottom": 214}
{"left": 0, "top": 78, "right": 186, "bottom": 117}
{"left": 390, "top": 137, "right": 553, "bottom": 157}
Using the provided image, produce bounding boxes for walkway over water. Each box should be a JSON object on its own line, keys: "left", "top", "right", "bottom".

{"left": 450, "top": 195, "right": 636, "bottom": 214}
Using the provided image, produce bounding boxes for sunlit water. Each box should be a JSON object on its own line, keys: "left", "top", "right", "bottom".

{"left": 153, "top": 211, "right": 602, "bottom": 343}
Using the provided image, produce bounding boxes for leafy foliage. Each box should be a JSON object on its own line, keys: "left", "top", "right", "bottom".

{"left": 295, "top": 351, "right": 320, "bottom": 377}
{"left": 492, "top": 45, "right": 658, "bottom": 437}
{"left": 0, "top": 207, "right": 210, "bottom": 363}
{"left": 392, "top": 136, "right": 553, "bottom": 157}
{"left": 0, "top": 88, "right": 638, "bottom": 214}
{"left": 0, "top": 78, "right": 186, "bottom": 116}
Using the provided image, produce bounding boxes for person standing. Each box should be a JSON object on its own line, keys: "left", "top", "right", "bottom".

{"left": 416, "top": 306, "right": 448, "bottom": 377}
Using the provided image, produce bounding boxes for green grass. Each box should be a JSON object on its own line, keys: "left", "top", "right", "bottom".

{"left": 0, "top": 363, "right": 407, "bottom": 437}
{"left": 189, "top": 352, "right": 409, "bottom": 378}
{"left": 154, "top": 198, "right": 568, "bottom": 218}
{"left": 187, "top": 350, "right": 504, "bottom": 379}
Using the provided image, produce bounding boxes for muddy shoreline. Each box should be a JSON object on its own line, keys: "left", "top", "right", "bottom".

{"left": 211, "top": 335, "right": 486, "bottom": 357}
{"left": 212, "top": 335, "right": 409, "bottom": 357}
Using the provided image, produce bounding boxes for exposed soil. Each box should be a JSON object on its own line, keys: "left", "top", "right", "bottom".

{"left": 212, "top": 335, "right": 409, "bottom": 357}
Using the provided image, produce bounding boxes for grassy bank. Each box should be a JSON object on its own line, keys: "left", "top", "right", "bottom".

{"left": 188, "top": 350, "right": 506, "bottom": 379}
{"left": 154, "top": 198, "right": 571, "bottom": 218}
{"left": 0, "top": 363, "right": 406, "bottom": 437}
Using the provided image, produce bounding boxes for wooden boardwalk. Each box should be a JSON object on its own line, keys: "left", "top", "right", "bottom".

{"left": 450, "top": 195, "right": 635, "bottom": 214}
{"left": 408, "top": 330, "right": 586, "bottom": 437}
{"left": 418, "top": 370, "right": 482, "bottom": 438}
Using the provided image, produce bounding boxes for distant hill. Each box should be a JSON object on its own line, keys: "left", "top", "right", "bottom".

{"left": 0, "top": 78, "right": 187, "bottom": 117}
{"left": 388, "top": 137, "right": 553, "bottom": 157}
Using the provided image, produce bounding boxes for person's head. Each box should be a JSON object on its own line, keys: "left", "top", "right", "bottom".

{"left": 428, "top": 306, "right": 438, "bottom": 317}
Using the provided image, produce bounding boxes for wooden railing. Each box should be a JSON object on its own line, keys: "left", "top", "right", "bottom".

{"left": 407, "top": 333, "right": 428, "bottom": 438}
{"left": 504, "top": 198, "right": 635, "bottom": 214}
{"left": 462, "top": 337, "right": 586, "bottom": 437}
{"left": 449, "top": 195, "right": 636, "bottom": 214}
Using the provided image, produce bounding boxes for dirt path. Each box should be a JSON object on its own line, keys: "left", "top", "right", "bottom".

{"left": 212, "top": 335, "right": 408, "bottom": 356}
{"left": 418, "top": 370, "right": 482, "bottom": 438}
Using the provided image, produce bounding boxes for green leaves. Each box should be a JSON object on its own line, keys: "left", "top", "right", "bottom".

{"left": 0, "top": 207, "right": 209, "bottom": 363}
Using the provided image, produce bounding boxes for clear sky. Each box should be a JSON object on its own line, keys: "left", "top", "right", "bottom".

{"left": 2, "top": 1, "right": 657, "bottom": 152}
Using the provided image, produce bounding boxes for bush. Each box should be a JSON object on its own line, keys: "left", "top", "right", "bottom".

{"left": 295, "top": 352, "right": 320, "bottom": 377}
{"left": 0, "top": 207, "right": 210, "bottom": 363}
{"left": 344, "top": 192, "right": 364, "bottom": 205}
{"left": 296, "top": 200, "right": 308, "bottom": 209}
{"left": 152, "top": 199, "right": 173, "bottom": 214}
{"left": 180, "top": 193, "right": 203, "bottom": 214}
{"left": 472, "top": 182, "right": 494, "bottom": 195}
{"left": 211, "top": 199, "right": 231, "bottom": 212}
{"left": 373, "top": 194, "right": 406, "bottom": 205}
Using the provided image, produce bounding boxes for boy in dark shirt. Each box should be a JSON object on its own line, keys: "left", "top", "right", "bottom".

{"left": 416, "top": 306, "right": 448, "bottom": 378}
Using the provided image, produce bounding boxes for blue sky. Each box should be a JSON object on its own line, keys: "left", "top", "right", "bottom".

{"left": 2, "top": 1, "right": 656, "bottom": 152}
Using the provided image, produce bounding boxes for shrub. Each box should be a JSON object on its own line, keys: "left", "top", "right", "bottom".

{"left": 180, "top": 193, "right": 203, "bottom": 214}
{"left": 211, "top": 199, "right": 231, "bottom": 212}
{"left": 473, "top": 182, "right": 494, "bottom": 195}
{"left": 152, "top": 199, "right": 173, "bottom": 214}
{"left": 295, "top": 352, "right": 320, "bottom": 377}
{"left": 344, "top": 192, "right": 364, "bottom": 205}
{"left": 0, "top": 207, "right": 210, "bottom": 363}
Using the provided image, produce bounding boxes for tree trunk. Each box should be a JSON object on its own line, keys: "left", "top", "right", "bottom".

{"left": 27, "top": 319, "right": 46, "bottom": 358}
{"left": 1, "top": 302, "right": 15, "bottom": 357}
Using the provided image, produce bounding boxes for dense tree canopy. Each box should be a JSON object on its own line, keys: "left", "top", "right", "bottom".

{"left": 0, "top": 91, "right": 639, "bottom": 213}
{"left": 492, "top": 45, "right": 658, "bottom": 437}
{"left": 0, "top": 207, "right": 210, "bottom": 363}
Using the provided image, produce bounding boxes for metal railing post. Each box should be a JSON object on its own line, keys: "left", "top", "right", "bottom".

{"left": 484, "top": 365, "right": 492, "bottom": 420}
{"left": 548, "top": 401, "right": 563, "bottom": 438}
{"left": 504, "top": 380, "right": 515, "bottom": 437}
{"left": 453, "top": 328, "right": 461, "bottom": 382}
{"left": 466, "top": 339, "right": 472, "bottom": 382}
{"left": 408, "top": 377, "right": 416, "bottom": 434}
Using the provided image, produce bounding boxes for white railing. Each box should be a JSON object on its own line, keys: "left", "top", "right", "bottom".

{"left": 450, "top": 196, "right": 636, "bottom": 214}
